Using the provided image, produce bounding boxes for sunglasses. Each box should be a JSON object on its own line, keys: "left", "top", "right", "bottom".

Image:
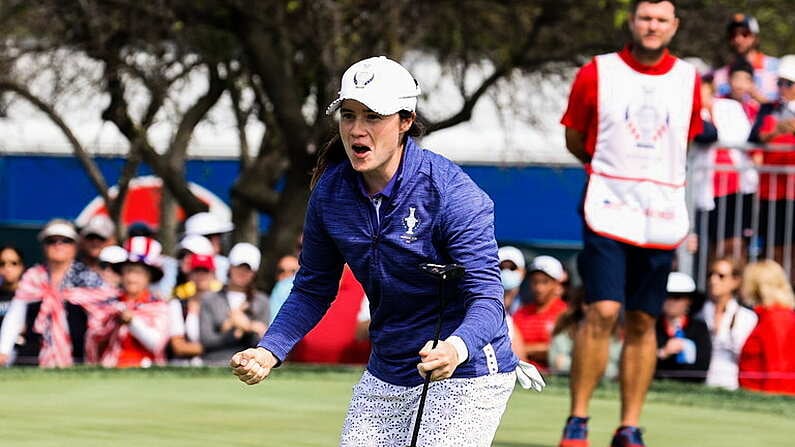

{"left": 778, "top": 79, "right": 795, "bottom": 88}
{"left": 84, "top": 233, "right": 108, "bottom": 242}
{"left": 44, "top": 237, "right": 76, "bottom": 246}
{"left": 708, "top": 271, "right": 734, "bottom": 280}
{"left": 0, "top": 260, "right": 21, "bottom": 267}
{"left": 729, "top": 29, "right": 752, "bottom": 39}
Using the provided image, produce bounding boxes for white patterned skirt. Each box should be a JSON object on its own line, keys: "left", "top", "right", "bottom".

{"left": 339, "top": 370, "right": 515, "bottom": 447}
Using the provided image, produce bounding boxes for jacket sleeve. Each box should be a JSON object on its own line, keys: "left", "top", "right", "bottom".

{"left": 440, "top": 169, "right": 506, "bottom": 359}
{"left": 690, "top": 320, "right": 713, "bottom": 374}
{"left": 199, "top": 293, "right": 238, "bottom": 351}
{"left": 258, "top": 190, "right": 345, "bottom": 362}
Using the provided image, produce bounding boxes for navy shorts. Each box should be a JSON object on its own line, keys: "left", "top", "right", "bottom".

{"left": 577, "top": 226, "right": 674, "bottom": 317}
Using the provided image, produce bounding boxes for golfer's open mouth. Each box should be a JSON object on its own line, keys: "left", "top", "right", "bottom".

{"left": 352, "top": 144, "right": 372, "bottom": 155}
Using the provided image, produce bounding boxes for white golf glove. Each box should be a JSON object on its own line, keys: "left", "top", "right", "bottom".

{"left": 516, "top": 360, "right": 546, "bottom": 392}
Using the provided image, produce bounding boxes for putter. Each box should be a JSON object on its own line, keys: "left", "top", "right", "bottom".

{"left": 407, "top": 262, "right": 466, "bottom": 447}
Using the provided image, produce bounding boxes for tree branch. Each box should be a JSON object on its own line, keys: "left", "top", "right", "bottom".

{"left": 0, "top": 80, "right": 111, "bottom": 203}
{"left": 169, "top": 63, "right": 225, "bottom": 160}
{"left": 425, "top": 1, "right": 559, "bottom": 134}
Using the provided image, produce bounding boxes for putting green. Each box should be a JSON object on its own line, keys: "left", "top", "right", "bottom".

{"left": 1, "top": 366, "right": 791, "bottom": 446}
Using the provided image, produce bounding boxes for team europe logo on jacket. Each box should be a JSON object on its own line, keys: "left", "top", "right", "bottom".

{"left": 401, "top": 207, "right": 420, "bottom": 242}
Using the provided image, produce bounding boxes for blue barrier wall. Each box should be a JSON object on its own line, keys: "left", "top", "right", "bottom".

{"left": 0, "top": 154, "right": 585, "bottom": 247}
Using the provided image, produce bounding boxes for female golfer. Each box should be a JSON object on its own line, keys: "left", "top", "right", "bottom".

{"left": 230, "top": 56, "right": 536, "bottom": 446}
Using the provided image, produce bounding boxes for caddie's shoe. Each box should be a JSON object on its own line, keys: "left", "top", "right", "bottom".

{"left": 558, "top": 416, "right": 589, "bottom": 447}
{"left": 610, "top": 426, "right": 646, "bottom": 447}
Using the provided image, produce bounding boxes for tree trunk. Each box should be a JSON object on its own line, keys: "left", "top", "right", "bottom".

{"left": 159, "top": 185, "right": 178, "bottom": 255}
{"left": 231, "top": 195, "right": 259, "bottom": 245}
{"left": 257, "top": 170, "right": 310, "bottom": 291}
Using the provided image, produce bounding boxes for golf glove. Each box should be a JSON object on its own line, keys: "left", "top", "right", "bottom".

{"left": 516, "top": 360, "right": 546, "bottom": 392}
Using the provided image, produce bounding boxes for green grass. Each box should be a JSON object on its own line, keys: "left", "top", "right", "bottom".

{"left": 1, "top": 366, "right": 793, "bottom": 446}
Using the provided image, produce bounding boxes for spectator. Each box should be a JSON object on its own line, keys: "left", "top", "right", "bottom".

{"left": 498, "top": 245, "right": 526, "bottom": 314}
{"left": 548, "top": 287, "right": 622, "bottom": 379}
{"left": 713, "top": 13, "right": 779, "bottom": 103}
{"left": 291, "top": 265, "right": 370, "bottom": 364}
{"left": 754, "top": 55, "right": 795, "bottom": 271}
{"left": 692, "top": 63, "right": 758, "bottom": 261}
{"left": 183, "top": 212, "right": 234, "bottom": 283}
{"left": 512, "top": 255, "right": 568, "bottom": 369}
{"left": 167, "top": 253, "right": 215, "bottom": 365}
{"left": 170, "top": 234, "right": 222, "bottom": 300}
{"left": 0, "top": 219, "right": 110, "bottom": 367}
{"left": 497, "top": 246, "right": 527, "bottom": 359}
{"left": 268, "top": 254, "right": 299, "bottom": 323}
{"left": 738, "top": 260, "right": 795, "bottom": 395}
{"left": 200, "top": 243, "right": 269, "bottom": 365}
{"left": 97, "top": 245, "right": 127, "bottom": 289}
{"left": 696, "top": 257, "right": 757, "bottom": 390}
{"left": 86, "top": 237, "right": 169, "bottom": 368}
{"left": 0, "top": 245, "right": 26, "bottom": 364}
{"left": 77, "top": 215, "right": 117, "bottom": 273}
{"left": 0, "top": 245, "right": 25, "bottom": 325}
{"left": 655, "top": 272, "right": 712, "bottom": 382}
{"left": 558, "top": 2, "right": 702, "bottom": 445}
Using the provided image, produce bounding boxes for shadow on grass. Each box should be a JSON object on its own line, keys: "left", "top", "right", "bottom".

{"left": 493, "top": 443, "right": 553, "bottom": 447}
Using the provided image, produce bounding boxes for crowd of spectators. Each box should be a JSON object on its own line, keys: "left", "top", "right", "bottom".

{"left": 1, "top": 11, "right": 794, "bottom": 400}
{"left": 0, "top": 213, "right": 305, "bottom": 369}
{"left": 690, "top": 14, "right": 795, "bottom": 277}
{"left": 496, "top": 245, "right": 795, "bottom": 396}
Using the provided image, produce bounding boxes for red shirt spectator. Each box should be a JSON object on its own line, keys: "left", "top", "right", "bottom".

{"left": 290, "top": 266, "right": 370, "bottom": 364}
{"left": 757, "top": 111, "right": 795, "bottom": 200}
{"left": 513, "top": 255, "right": 569, "bottom": 369}
{"left": 738, "top": 305, "right": 795, "bottom": 395}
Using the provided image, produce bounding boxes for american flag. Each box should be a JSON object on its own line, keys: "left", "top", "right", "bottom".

{"left": 15, "top": 265, "right": 117, "bottom": 368}
{"left": 85, "top": 295, "right": 169, "bottom": 367}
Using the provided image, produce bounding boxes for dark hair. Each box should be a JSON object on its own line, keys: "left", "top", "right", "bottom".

{"left": 0, "top": 244, "right": 25, "bottom": 265}
{"left": 310, "top": 110, "right": 424, "bottom": 189}
{"left": 729, "top": 58, "right": 754, "bottom": 76}
{"left": 0, "top": 245, "right": 26, "bottom": 290}
{"left": 710, "top": 255, "right": 744, "bottom": 277}
{"left": 632, "top": 0, "right": 676, "bottom": 13}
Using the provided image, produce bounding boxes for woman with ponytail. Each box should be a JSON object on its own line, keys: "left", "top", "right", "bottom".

{"left": 231, "top": 56, "right": 541, "bottom": 446}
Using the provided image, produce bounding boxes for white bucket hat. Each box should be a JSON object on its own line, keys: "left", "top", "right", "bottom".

{"left": 666, "top": 272, "right": 696, "bottom": 294}
{"left": 184, "top": 212, "right": 234, "bottom": 236}
{"left": 178, "top": 234, "right": 215, "bottom": 256}
{"left": 498, "top": 246, "right": 526, "bottom": 270}
{"left": 778, "top": 55, "right": 795, "bottom": 83}
{"left": 38, "top": 219, "right": 78, "bottom": 242}
{"left": 228, "top": 242, "right": 261, "bottom": 271}
{"left": 529, "top": 255, "right": 565, "bottom": 282}
{"left": 326, "top": 56, "right": 421, "bottom": 116}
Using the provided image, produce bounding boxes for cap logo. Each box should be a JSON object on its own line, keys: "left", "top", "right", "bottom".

{"left": 353, "top": 71, "right": 374, "bottom": 88}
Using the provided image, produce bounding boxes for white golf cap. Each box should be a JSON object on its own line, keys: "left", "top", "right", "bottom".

{"left": 178, "top": 234, "right": 214, "bottom": 256}
{"left": 498, "top": 246, "right": 526, "bottom": 270}
{"left": 80, "top": 215, "right": 115, "bottom": 239}
{"left": 326, "top": 56, "right": 421, "bottom": 116}
{"left": 38, "top": 218, "right": 78, "bottom": 241}
{"left": 667, "top": 272, "right": 696, "bottom": 294}
{"left": 529, "top": 255, "right": 565, "bottom": 282}
{"left": 98, "top": 245, "right": 128, "bottom": 264}
{"left": 228, "top": 242, "right": 261, "bottom": 271}
{"left": 778, "top": 54, "right": 795, "bottom": 83}
{"left": 184, "top": 212, "right": 234, "bottom": 236}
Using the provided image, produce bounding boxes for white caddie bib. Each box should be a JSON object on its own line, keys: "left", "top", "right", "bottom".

{"left": 583, "top": 52, "right": 695, "bottom": 249}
